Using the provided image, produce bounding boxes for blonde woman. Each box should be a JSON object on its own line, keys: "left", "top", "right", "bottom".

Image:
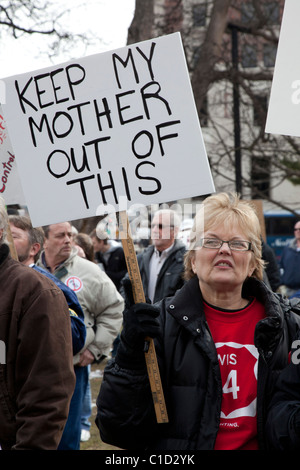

{"left": 97, "top": 193, "right": 300, "bottom": 450}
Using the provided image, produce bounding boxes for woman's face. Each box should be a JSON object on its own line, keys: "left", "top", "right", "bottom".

{"left": 191, "top": 223, "right": 256, "bottom": 294}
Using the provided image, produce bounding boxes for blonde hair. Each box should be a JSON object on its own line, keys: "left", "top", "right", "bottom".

{"left": 184, "top": 192, "right": 265, "bottom": 281}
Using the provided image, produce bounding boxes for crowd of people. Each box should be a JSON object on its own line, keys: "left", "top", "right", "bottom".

{"left": 1, "top": 192, "right": 300, "bottom": 450}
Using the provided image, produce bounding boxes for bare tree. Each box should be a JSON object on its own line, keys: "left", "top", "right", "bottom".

{"left": 129, "top": 0, "right": 300, "bottom": 212}
{"left": 127, "top": 0, "right": 153, "bottom": 44}
{"left": 190, "top": 0, "right": 232, "bottom": 115}
{"left": 0, "top": 0, "right": 92, "bottom": 61}
{"left": 0, "top": 0, "right": 100, "bottom": 232}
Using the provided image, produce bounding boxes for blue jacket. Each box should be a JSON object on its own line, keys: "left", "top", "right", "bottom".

{"left": 32, "top": 265, "right": 86, "bottom": 355}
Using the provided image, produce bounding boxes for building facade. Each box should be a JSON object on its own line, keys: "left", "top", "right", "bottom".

{"left": 150, "top": 0, "right": 299, "bottom": 217}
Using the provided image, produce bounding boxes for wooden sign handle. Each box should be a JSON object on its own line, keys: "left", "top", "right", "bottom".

{"left": 118, "top": 211, "right": 168, "bottom": 424}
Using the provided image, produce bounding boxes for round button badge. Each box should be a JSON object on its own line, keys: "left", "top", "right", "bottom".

{"left": 65, "top": 276, "right": 83, "bottom": 292}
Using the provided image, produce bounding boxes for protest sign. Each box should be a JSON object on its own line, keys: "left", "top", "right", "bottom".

{"left": 0, "top": 106, "right": 25, "bottom": 205}
{"left": 265, "top": 0, "right": 300, "bottom": 137}
{"left": 0, "top": 33, "right": 214, "bottom": 227}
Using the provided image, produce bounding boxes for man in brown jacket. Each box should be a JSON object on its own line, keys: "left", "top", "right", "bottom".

{"left": 0, "top": 200, "right": 75, "bottom": 450}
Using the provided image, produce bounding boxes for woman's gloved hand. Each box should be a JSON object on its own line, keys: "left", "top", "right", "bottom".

{"left": 115, "top": 278, "right": 160, "bottom": 369}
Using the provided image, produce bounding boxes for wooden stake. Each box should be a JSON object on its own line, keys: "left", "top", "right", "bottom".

{"left": 118, "top": 210, "right": 168, "bottom": 424}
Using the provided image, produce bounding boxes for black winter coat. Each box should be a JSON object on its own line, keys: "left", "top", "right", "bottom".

{"left": 96, "top": 276, "right": 300, "bottom": 450}
{"left": 265, "top": 342, "right": 300, "bottom": 449}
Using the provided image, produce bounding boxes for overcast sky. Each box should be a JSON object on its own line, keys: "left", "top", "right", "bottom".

{"left": 0, "top": 0, "right": 135, "bottom": 77}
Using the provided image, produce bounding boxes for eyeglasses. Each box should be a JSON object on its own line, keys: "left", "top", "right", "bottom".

{"left": 198, "top": 238, "right": 253, "bottom": 252}
{"left": 151, "top": 223, "right": 174, "bottom": 230}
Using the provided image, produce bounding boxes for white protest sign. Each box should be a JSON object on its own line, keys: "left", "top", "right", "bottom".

{"left": 1, "top": 33, "right": 214, "bottom": 226}
{"left": 265, "top": 0, "right": 300, "bottom": 136}
{"left": 0, "top": 106, "right": 25, "bottom": 205}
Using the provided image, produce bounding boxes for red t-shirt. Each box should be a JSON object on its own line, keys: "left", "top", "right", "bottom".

{"left": 204, "top": 298, "right": 266, "bottom": 450}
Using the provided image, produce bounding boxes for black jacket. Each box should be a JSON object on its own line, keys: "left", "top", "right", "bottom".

{"left": 265, "top": 341, "right": 300, "bottom": 449}
{"left": 96, "top": 276, "right": 300, "bottom": 450}
{"left": 120, "top": 240, "right": 186, "bottom": 303}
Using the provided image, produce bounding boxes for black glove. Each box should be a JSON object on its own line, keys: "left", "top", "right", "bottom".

{"left": 115, "top": 279, "right": 160, "bottom": 369}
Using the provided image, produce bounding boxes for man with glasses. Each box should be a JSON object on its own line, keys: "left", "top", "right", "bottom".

{"left": 121, "top": 209, "right": 186, "bottom": 303}
{"left": 280, "top": 220, "right": 300, "bottom": 297}
{"left": 37, "top": 221, "right": 124, "bottom": 450}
